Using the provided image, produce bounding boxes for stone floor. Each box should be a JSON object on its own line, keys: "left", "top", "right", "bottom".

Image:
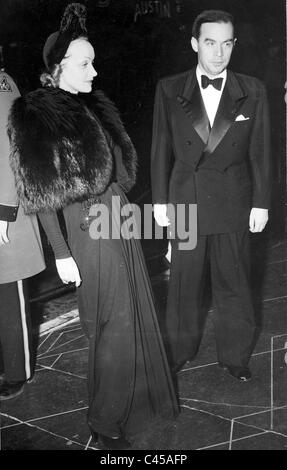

{"left": 0, "top": 233, "right": 286, "bottom": 451}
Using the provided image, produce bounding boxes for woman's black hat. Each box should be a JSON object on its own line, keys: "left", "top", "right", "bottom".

{"left": 43, "top": 3, "right": 88, "bottom": 72}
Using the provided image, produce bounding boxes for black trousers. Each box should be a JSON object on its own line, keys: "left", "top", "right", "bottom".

{"left": 0, "top": 280, "right": 33, "bottom": 382}
{"left": 166, "top": 229, "right": 256, "bottom": 371}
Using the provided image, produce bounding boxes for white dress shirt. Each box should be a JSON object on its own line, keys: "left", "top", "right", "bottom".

{"left": 196, "top": 66, "right": 227, "bottom": 127}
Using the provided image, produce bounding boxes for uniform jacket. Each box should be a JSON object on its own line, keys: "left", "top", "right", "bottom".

{"left": 151, "top": 67, "right": 271, "bottom": 235}
{"left": 0, "top": 71, "right": 45, "bottom": 283}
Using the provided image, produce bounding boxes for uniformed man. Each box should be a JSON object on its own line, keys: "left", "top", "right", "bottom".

{"left": 0, "top": 57, "right": 46, "bottom": 400}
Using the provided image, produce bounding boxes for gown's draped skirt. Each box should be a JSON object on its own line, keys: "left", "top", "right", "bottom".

{"left": 63, "top": 183, "right": 178, "bottom": 438}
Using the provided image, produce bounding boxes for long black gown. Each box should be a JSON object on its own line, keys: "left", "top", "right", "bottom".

{"left": 39, "top": 153, "right": 179, "bottom": 440}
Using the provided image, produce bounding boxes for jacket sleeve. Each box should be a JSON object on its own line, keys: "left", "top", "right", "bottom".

{"left": 0, "top": 74, "right": 19, "bottom": 222}
{"left": 38, "top": 211, "right": 71, "bottom": 260}
{"left": 150, "top": 79, "right": 173, "bottom": 204}
{"left": 0, "top": 150, "right": 19, "bottom": 221}
{"left": 249, "top": 81, "right": 272, "bottom": 209}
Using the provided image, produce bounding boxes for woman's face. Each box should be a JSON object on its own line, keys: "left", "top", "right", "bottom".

{"left": 59, "top": 38, "right": 97, "bottom": 94}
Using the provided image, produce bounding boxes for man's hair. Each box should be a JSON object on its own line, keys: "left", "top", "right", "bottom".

{"left": 192, "top": 10, "right": 234, "bottom": 39}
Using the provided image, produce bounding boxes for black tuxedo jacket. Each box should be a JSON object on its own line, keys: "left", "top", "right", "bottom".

{"left": 151, "top": 68, "right": 271, "bottom": 235}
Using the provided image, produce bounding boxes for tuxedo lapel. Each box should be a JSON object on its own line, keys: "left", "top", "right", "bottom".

{"left": 177, "top": 69, "right": 210, "bottom": 144}
{"left": 205, "top": 71, "right": 248, "bottom": 154}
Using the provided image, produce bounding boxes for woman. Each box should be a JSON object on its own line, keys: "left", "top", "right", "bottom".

{"left": 9, "top": 4, "right": 178, "bottom": 449}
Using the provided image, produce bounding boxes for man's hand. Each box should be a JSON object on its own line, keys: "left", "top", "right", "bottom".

{"left": 0, "top": 220, "right": 9, "bottom": 245}
{"left": 249, "top": 208, "right": 269, "bottom": 233}
{"left": 153, "top": 204, "right": 170, "bottom": 227}
{"left": 166, "top": 241, "right": 172, "bottom": 262}
{"left": 56, "top": 257, "right": 82, "bottom": 287}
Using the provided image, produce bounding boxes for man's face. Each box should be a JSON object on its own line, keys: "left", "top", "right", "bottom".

{"left": 191, "top": 21, "right": 235, "bottom": 76}
{"left": 59, "top": 38, "right": 97, "bottom": 94}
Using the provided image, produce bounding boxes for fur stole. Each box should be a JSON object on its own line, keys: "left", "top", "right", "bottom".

{"left": 8, "top": 87, "right": 137, "bottom": 214}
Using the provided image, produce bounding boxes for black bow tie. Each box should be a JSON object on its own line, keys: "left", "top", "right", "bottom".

{"left": 201, "top": 75, "right": 223, "bottom": 91}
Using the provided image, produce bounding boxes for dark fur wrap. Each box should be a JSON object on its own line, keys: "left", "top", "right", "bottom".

{"left": 8, "top": 87, "right": 137, "bottom": 214}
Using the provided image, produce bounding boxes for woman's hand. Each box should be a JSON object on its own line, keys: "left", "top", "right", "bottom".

{"left": 56, "top": 257, "right": 82, "bottom": 287}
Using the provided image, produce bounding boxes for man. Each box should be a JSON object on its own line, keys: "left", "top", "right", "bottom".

{"left": 0, "top": 60, "right": 45, "bottom": 399}
{"left": 151, "top": 10, "right": 271, "bottom": 381}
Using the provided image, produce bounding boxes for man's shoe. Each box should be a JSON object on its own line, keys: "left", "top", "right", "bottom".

{"left": 218, "top": 363, "right": 252, "bottom": 382}
{"left": 0, "top": 380, "right": 25, "bottom": 400}
{"left": 99, "top": 434, "right": 131, "bottom": 450}
{"left": 27, "top": 375, "right": 35, "bottom": 384}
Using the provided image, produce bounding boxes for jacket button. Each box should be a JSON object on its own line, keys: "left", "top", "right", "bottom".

{"left": 186, "top": 140, "right": 192, "bottom": 146}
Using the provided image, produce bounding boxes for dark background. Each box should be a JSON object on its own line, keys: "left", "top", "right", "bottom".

{"left": 0, "top": 0, "right": 285, "bottom": 299}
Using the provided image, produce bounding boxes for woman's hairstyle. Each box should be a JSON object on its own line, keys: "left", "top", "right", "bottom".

{"left": 192, "top": 10, "right": 235, "bottom": 39}
{"left": 40, "top": 64, "right": 62, "bottom": 88}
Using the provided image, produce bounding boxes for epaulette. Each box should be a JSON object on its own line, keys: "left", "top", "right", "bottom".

{"left": 0, "top": 74, "right": 12, "bottom": 92}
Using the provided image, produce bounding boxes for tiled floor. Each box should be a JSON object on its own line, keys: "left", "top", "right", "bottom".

{"left": 0, "top": 234, "right": 286, "bottom": 450}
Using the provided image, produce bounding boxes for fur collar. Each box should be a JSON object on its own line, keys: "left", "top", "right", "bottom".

{"left": 8, "top": 87, "right": 137, "bottom": 214}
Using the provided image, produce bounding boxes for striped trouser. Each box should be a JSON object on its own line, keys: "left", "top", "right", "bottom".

{"left": 0, "top": 280, "right": 32, "bottom": 382}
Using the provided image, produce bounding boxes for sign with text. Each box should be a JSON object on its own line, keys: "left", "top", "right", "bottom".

{"left": 134, "top": 1, "right": 171, "bottom": 22}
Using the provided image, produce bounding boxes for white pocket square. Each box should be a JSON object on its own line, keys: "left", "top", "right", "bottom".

{"left": 235, "top": 114, "right": 250, "bottom": 121}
